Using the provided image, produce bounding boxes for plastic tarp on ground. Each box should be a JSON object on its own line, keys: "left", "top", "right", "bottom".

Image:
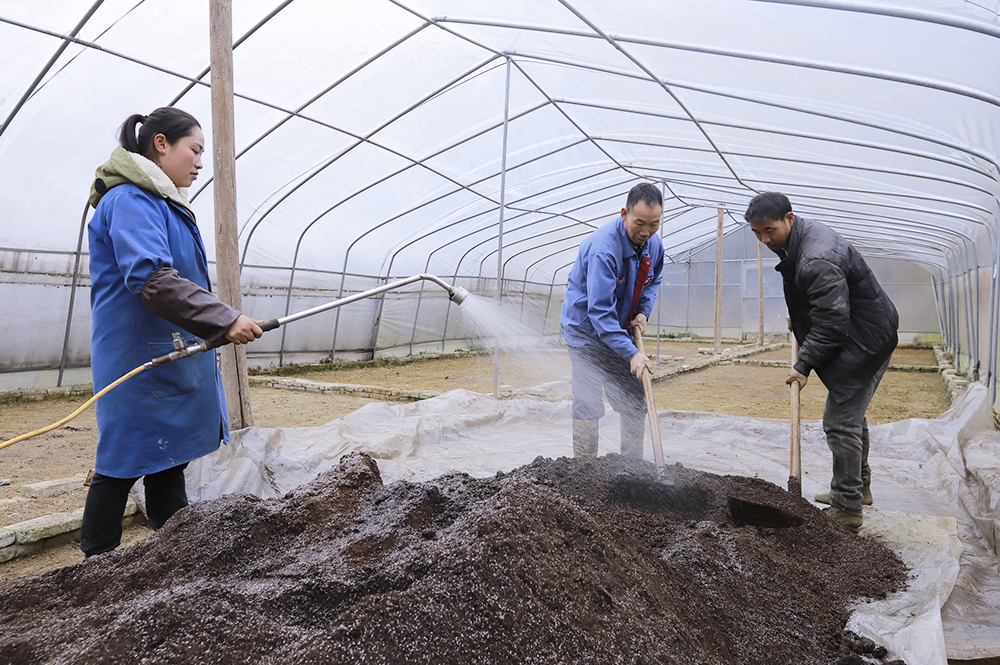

{"left": 171, "top": 382, "right": 1000, "bottom": 663}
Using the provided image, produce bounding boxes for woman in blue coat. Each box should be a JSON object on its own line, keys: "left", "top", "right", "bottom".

{"left": 82, "top": 107, "right": 262, "bottom": 556}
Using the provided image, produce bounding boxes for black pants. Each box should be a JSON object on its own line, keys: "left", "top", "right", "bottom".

{"left": 80, "top": 463, "right": 189, "bottom": 557}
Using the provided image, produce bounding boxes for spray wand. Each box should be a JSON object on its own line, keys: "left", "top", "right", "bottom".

{"left": 1, "top": 274, "right": 468, "bottom": 450}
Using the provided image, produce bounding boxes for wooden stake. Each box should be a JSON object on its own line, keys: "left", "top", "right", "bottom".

{"left": 758, "top": 237, "right": 764, "bottom": 346}
{"left": 210, "top": 0, "right": 253, "bottom": 428}
{"left": 788, "top": 316, "right": 802, "bottom": 497}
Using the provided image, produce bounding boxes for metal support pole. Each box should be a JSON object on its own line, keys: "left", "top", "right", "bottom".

{"left": 58, "top": 202, "right": 91, "bottom": 386}
{"left": 988, "top": 226, "right": 1000, "bottom": 404}
{"left": 494, "top": 56, "right": 512, "bottom": 398}
{"left": 931, "top": 273, "right": 946, "bottom": 348}
{"left": 543, "top": 279, "right": 556, "bottom": 336}
{"left": 210, "top": 0, "right": 253, "bottom": 427}
{"left": 408, "top": 254, "right": 434, "bottom": 355}
{"left": 949, "top": 275, "right": 960, "bottom": 364}
{"left": 439, "top": 273, "right": 461, "bottom": 352}
{"left": 714, "top": 205, "right": 723, "bottom": 354}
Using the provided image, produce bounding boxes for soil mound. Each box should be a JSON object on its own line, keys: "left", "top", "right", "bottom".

{"left": 0, "top": 453, "right": 907, "bottom": 664}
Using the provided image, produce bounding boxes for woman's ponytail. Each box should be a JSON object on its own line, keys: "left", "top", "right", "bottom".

{"left": 117, "top": 113, "right": 146, "bottom": 154}
{"left": 116, "top": 108, "right": 200, "bottom": 161}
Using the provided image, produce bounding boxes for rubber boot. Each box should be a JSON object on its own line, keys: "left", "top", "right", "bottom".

{"left": 573, "top": 419, "right": 599, "bottom": 458}
{"left": 619, "top": 413, "right": 645, "bottom": 460}
{"left": 815, "top": 487, "right": 873, "bottom": 506}
{"left": 822, "top": 506, "right": 863, "bottom": 529}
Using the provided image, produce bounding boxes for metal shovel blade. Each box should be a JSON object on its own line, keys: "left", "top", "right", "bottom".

{"left": 727, "top": 495, "right": 803, "bottom": 529}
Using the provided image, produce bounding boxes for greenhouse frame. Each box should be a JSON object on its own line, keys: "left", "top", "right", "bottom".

{"left": 2, "top": 0, "right": 997, "bottom": 413}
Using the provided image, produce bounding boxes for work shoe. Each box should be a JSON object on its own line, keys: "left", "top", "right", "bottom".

{"left": 815, "top": 488, "right": 873, "bottom": 506}
{"left": 822, "top": 506, "right": 863, "bottom": 529}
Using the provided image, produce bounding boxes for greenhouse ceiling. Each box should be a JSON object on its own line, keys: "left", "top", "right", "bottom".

{"left": 1, "top": 0, "right": 999, "bottom": 286}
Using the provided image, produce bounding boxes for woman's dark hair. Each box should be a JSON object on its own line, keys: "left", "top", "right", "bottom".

{"left": 118, "top": 107, "right": 200, "bottom": 161}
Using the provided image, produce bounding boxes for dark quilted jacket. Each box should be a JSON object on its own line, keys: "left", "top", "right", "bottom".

{"left": 775, "top": 215, "right": 899, "bottom": 403}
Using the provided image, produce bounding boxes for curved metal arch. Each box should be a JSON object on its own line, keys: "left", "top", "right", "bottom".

{"left": 440, "top": 12, "right": 1000, "bottom": 112}
{"left": 508, "top": 60, "right": 682, "bottom": 206}
{"left": 479, "top": 201, "right": 695, "bottom": 279}
{"left": 0, "top": 0, "right": 105, "bottom": 138}
{"left": 411, "top": 173, "right": 650, "bottom": 289}
{"left": 750, "top": 0, "right": 1000, "bottom": 40}
{"left": 568, "top": 100, "right": 996, "bottom": 196}
{"left": 168, "top": 0, "right": 298, "bottom": 108}
{"left": 787, "top": 192, "right": 995, "bottom": 253}
{"left": 554, "top": 0, "right": 760, "bottom": 195}
{"left": 504, "top": 51, "right": 1000, "bottom": 181}
{"left": 378, "top": 137, "right": 611, "bottom": 280}
{"left": 474, "top": 191, "right": 627, "bottom": 277}
{"left": 236, "top": 54, "right": 504, "bottom": 266}
{"left": 188, "top": 21, "right": 434, "bottom": 203}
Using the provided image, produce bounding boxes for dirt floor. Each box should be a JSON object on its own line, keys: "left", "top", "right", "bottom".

{"left": 0, "top": 342, "right": 948, "bottom": 583}
{"left": 0, "top": 452, "right": 907, "bottom": 664}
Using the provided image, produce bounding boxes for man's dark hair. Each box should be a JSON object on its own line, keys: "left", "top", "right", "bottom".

{"left": 744, "top": 192, "right": 792, "bottom": 223}
{"left": 626, "top": 182, "right": 662, "bottom": 211}
{"left": 118, "top": 107, "right": 201, "bottom": 162}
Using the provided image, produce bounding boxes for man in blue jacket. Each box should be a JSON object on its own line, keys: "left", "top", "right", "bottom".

{"left": 745, "top": 192, "right": 898, "bottom": 528}
{"left": 561, "top": 183, "right": 665, "bottom": 459}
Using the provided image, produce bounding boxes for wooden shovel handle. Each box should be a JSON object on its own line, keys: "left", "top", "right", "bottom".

{"left": 633, "top": 327, "right": 665, "bottom": 468}
{"left": 788, "top": 317, "right": 802, "bottom": 496}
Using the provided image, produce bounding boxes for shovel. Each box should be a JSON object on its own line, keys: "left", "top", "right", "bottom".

{"left": 632, "top": 326, "right": 665, "bottom": 468}
{"left": 725, "top": 319, "right": 806, "bottom": 529}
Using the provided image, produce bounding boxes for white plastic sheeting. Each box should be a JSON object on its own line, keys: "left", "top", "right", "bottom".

{"left": 1, "top": 0, "right": 998, "bottom": 398}
{"left": 173, "top": 383, "right": 1000, "bottom": 660}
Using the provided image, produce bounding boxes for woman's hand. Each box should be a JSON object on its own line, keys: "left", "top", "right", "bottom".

{"left": 225, "top": 314, "right": 263, "bottom": 345}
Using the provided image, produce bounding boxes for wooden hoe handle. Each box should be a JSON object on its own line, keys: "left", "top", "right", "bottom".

{"left": 633, "top": 327, "right": 665, "bottom": 468}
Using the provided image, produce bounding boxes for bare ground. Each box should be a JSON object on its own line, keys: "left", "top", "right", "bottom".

{"left": 0, "top": 342, "right": 948, "bottom": 581}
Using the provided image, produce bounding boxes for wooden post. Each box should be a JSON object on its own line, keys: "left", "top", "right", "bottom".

{"left": 758, "top": 236, "right": 764, "bottom": 345}
{"left": 714, "top": 205, "right": 723, "bottom": 354}
{"left": 210, "top": 0, "right": 253, "bottom": 428}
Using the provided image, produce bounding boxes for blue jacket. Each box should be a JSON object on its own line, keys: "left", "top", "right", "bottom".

{"left": 89, "top": 183, "right": 230, "bottom": 478}
{"left": 561, "top": 216, "right": 664, "bottom": 360}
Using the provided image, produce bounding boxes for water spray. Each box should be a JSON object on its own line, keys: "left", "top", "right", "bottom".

{"left": 1, "top": 274, "right": 468, "bottom": 450}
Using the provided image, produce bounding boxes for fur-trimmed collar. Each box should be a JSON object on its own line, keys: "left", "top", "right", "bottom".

{"left": 89, "top": 146, "right": 196, "bottom": 221}
{"left": 129, "top": 151, "right": 191, "bottom": 209}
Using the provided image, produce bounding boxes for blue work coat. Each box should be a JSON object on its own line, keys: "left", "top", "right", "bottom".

{"left": 89, "top": 184, "right": 229, "bottom": 478}
{"left": 561, "top": 216, "right": 664, "bottom": 361}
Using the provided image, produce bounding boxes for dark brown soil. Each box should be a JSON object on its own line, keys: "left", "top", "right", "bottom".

{"left": 0, "top": 452, "right": 907, "bottom": 665}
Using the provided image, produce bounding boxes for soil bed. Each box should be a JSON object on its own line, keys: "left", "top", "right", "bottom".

{"left": 0, "top": 452, "right": 906, "bottom": 664}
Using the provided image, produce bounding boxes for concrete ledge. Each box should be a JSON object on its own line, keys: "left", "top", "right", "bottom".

{"left": 933, "top": 345, "right": 972, "bottom": 403}
{"left": 0, "top": 499, "right": 141, "bottom": 563}
{"left": 249, "top": 377, "right": 441, "bottom": 402}
{"left": 649, "top": 342, "right": 786, "bottom": 381}
{"left": 0, "top": 383, "right": 93, "bottom": 405}
{"left": 19, "top": 472, "right": 89, "bottom": 498}
{"left": 733, "top": 358, "right": 938, "bottom": 372}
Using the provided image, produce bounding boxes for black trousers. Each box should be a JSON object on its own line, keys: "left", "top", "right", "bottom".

{"left": 80, "top": 463, "right": 189, "bottom": 556}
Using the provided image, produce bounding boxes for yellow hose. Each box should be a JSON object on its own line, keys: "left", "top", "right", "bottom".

{"left": 0, "top": 364, "right": 148, "bottom": 451}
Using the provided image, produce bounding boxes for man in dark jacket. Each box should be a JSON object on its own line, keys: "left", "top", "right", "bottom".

{"left": 745, "top": 192, "right": 899, "bottom": 528}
